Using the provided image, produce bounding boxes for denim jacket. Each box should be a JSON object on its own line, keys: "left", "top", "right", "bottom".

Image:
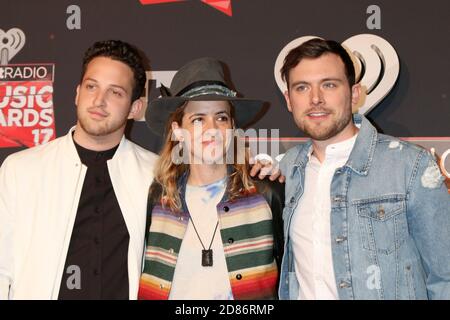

{"left": 279, "top": 114, "right": 450, "bottom": 300}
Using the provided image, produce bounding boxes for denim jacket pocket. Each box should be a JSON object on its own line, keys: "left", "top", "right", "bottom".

{"left": 356, "top": 195, "right": 408, "bottom": 255}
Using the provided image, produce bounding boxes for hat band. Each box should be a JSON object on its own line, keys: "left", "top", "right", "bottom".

{"left": 180, "top": 84, "right": 237, "bottom": 99}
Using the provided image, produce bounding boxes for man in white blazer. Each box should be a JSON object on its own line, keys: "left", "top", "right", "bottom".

{"left": 0, "top": 40, "right": 158, "bottom": 299}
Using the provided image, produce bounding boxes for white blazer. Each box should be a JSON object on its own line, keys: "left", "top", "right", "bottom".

{"left": 0, "top": 128, "right": 158, "bottom": 299}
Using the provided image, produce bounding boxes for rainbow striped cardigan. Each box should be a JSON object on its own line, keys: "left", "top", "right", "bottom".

{"left": 138, "top": 175, "right": 281, "bottom": 300}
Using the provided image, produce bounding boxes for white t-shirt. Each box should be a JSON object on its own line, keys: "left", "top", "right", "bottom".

{"left": 169, "top": 177, "right": 233, "bottom": 300}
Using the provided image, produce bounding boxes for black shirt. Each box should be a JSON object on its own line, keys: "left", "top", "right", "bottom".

{"left": 58, "top": 140, "right": 130, "bottom": 300}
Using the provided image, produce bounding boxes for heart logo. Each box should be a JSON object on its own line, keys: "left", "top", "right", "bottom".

{"left": 0, "top": 28, "right": 26, "bottom": 65}
{"left": 274, "top": 34, "right": 400, "bottom": 115}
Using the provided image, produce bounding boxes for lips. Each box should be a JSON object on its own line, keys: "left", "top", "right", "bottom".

{"left": 88, "top": 109, "right": 108, "bottom": 119}
{"left": 308, "top": 112, "right": 329, "bottom": 117}
{"left": 306, "top": 109, "right": 331, "bottom": 119}
{"left": 202, "top": 140, "right": 217, "bottom": 146}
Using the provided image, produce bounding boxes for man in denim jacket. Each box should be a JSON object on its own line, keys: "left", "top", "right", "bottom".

{"left": 278, "top": 38, "right": 450, "bottom": 300}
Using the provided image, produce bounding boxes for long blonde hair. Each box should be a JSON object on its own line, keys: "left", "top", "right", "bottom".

{"left": 153, "top": 102, "right": 256, "bottom": 212}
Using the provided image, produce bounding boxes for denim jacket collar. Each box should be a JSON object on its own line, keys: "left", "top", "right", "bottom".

{"left": 344, "top": 114, "right": 377, "bottom": 176}
{"left": 290, "top": 114, "right": 378, "bottom": 176}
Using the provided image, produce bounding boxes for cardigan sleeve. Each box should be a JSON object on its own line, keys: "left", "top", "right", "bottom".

{"left": 255, "top": 179, "right": 285, "bottom": 271}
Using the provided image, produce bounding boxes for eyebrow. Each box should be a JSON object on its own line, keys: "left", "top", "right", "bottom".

{"left": 188, "top": 110, "right": 230, "bottom": 119}
{"left": 290, "top": 78, "right": 344, "bottom": 87}
{"left": 83, "top": 78, "right": 128, "bottom": 92}
{"left": 321, "top": 78, "right": 344, "bottom": 83}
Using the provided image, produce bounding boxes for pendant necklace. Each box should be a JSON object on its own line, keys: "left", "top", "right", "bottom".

{"left": 189, "top": 217, "right": 219, "bottom": 267}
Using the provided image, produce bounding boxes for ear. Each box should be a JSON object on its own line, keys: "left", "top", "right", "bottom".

{"left": 75, "top": 85, "right": 80, "bottom": 106}
{"left": 127, "top": 98, "right": 143, "bottom": 120}
{"left": 171, "top": 122, "right": 184, "bottom": 141}
{"left": 351, "top": 83, "right": 361, "bottom": 108}
{"left": 284, "top": 90, "right": 293, "bottom": 112}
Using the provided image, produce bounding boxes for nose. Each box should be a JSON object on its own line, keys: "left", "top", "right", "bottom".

{"left": 310, "top": 86, "right": 324, "bottom": 106}
{"left": 202, "top": 117, "right": 221, "bottom": 140}
{"left": 204, "top": 117, "right": 219, "bottom": 131}
{"left": 93, "top": 89, "right": 106, "bottom": 107}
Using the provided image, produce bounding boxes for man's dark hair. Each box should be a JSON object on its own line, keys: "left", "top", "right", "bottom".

{"left": 81, "top": 40, "right": 147, "bottom": 101}
{"left": 281, "top": 38, "right": 356, "bottom": 88}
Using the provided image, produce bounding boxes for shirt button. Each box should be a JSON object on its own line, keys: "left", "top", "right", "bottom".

{"left": 93, "top": 269, "right": 99, "bottom": 276}
{"left": 223, "top": 206, "right": 230, "bottom": 212}
{"left": 228, "top": 238, "right": 234, "bottom": 244}
{"left": 236, "top": 274, "right": 242, "bottom": 280}
{"left": 94, "top": 207, "right": 101, "bottom": 214}
{"left": 335, "top": 236, "right": 347, "bottom": 244}
{"left": 95, "top": 177, "right": 102, "bottom": 184}
{"left": 339, "top": 280, "right": 351, "bottom": 289}
{"left": 378, "top": 207, "right": 385, "bottom": 219}
{"left": 94, "top": 237, "right": 100, "bottom": 245}
{"left": 290, "top": 197, "right": 295, "bottom": 205}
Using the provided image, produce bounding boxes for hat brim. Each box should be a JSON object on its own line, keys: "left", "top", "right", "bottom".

{"left": 145, "top": 94, "right": 266, "bottom": 136}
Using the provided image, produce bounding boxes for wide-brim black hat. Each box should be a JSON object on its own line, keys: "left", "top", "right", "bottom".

{"left": 145, "top": 57, "right": 266, "bottom": 136}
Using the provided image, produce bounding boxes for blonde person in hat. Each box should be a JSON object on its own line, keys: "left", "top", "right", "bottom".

{"left": 138, "top": 57, "right": 284, "bottom": 300}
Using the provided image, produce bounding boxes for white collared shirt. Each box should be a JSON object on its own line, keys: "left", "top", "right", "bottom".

{"left": 289, "top": 134, "right": 357, "bottom": 300}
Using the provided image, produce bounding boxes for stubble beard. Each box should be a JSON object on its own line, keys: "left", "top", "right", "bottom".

{"left": 77, "top": 107, "right": 128, "bottom": 137}
{"left": 301, "top": 109, "right": 353, "bottom": 141}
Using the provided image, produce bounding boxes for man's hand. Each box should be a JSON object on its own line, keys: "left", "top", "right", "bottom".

{"left": 431, "top": 148, "right": 450, "bottom": 193}
{"left": 249, "top": 154, "right": 285, "bottom": 183}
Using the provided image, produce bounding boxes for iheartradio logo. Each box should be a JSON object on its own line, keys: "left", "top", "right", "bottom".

{"left": 0, "top": 28, "right": 26, "bottom": 65}
{"left": 0, "top": 28, "right": 56, "bottom": 148}
{"left": 139, "top": 0, "right": 233, "bottom": 17}
{"left": 274, "top": 34, "right": 400, "bottom": 115}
